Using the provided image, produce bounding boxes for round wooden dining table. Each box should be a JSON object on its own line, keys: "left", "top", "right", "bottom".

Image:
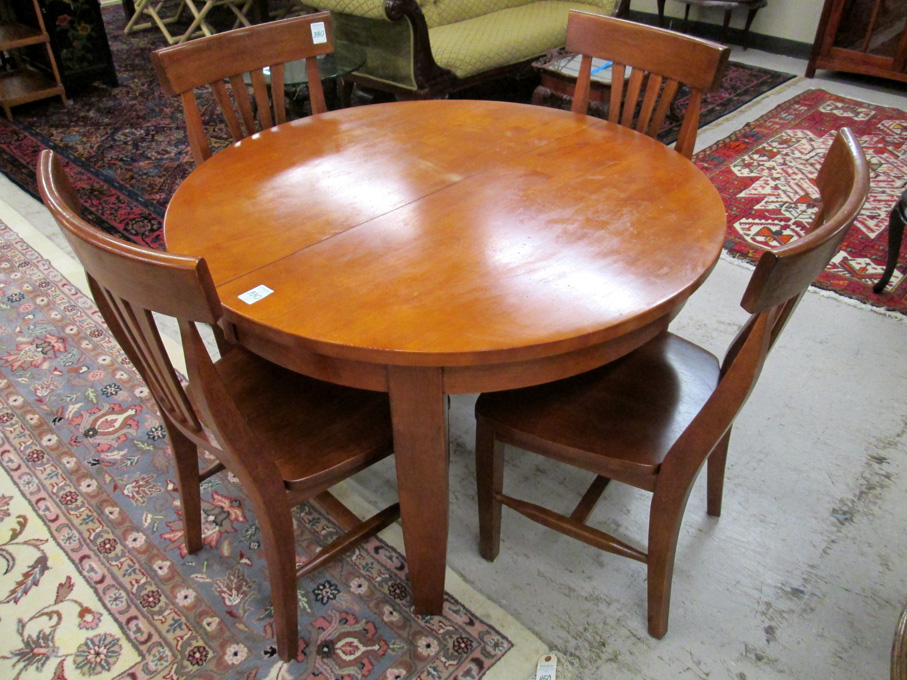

{"left": 164, "top": 99, "right": 727, "bottom": 616}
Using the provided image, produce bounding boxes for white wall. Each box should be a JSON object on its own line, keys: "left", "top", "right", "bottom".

{"left": 631, "top": 0, "right": 826, "bottom": 45}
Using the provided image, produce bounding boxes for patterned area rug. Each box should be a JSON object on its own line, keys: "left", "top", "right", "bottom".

{"left": 694, "top": 89, "right": 907, "bottom": 315}
{"left": 0, "top": 221, "right": 512, "bottom": 678}
{"left": 658, "top": 60, "right": 794, "bottom": 146}
{"left": 0, "top": 7, "right": 795, "bottom": 250}
{"left": 0, "top": 7, "right": 226, "bottom": 249}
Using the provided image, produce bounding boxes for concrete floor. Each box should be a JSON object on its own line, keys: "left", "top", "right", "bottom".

{"left": 3, "top": 47, "right": 907, "bottom": 680}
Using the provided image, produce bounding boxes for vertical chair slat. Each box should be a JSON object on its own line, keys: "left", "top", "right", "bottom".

{"left": 622, "top": 69, "right": 645, "bottom": 128}
{"left": 179, "top": 91, "right": 211, "bottom": 166}
{"left": 609, "top": 64, "right": 626, "bottom": 125}
{"left": 306, "top": 57, "right": 328, "bottom": 114}
{"left": 230, "top": 74, "right": 258, "bottom": 136}
{"left": 211, "top": 79, "right": 245, "bottom": 142}
{"left": 636, "top": 73, "right": 662, "bottom": 134}
{"left": 674, "top": 89, "right": 702, "bottom": 159}
{"left": 647, "top": 79, "right": 680, "bottom": 137}
{"left": 248, "top": 70, "right": 273, "bottom": 130}
{"left": 571, "top": 54, "right": 594, "bottom": 115}
{"left": 270, "top": 64, "right": 287, "bottom": 125}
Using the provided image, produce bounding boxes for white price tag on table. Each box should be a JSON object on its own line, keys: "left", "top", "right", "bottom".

{"left": 238, "top": 284, "right": 273, "bottom": 305}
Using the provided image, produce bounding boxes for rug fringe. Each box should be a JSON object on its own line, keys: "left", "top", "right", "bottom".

{"left": 697, "top": 76, "right": 807, "bottom": 139}
{"left": 719, "top": 250, "right": 907, "bottom": 324}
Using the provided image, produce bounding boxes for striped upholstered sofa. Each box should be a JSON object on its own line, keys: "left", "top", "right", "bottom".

{"left": 311, "top": 0, "right": 627, "bottom": 99}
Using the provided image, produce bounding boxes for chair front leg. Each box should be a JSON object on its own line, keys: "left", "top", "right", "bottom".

{"left": 475, "top": 419, "right": 505, "bottom": 561}
{"left": 258, "top": 499, "right": 300, "bottom": 662}
{"left": 647, "top": 471, "right": 698, "bottom": 639}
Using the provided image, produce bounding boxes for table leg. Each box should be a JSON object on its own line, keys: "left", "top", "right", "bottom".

{"left": 387, "top": 365, "right": 449, "bottom": 614}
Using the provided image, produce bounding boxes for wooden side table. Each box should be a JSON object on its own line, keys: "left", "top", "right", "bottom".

{"left": 531, "top": 49, "right": 679, "bottom": 123}
{"left": 531, "top": 49, "right": 628, "bottom": 118}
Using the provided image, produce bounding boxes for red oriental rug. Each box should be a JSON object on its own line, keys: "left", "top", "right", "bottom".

{"left": 694, "top": 89, "right": 907, "bottom": 315}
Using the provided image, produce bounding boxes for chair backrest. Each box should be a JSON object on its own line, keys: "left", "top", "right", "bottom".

{"left": 566, "top": 11, "right": 730, "bottom": 158}
{"left": 35, "top": 150, "right": 284, "bottom": 494}
{"left": 665, "top": 129, "right": 869, "bottom": 475}
{"left": 36, "top": 149, "right": 218, "bottom": 439}
{"left": 151, "top": 12, "right": 335, "bottom": 166}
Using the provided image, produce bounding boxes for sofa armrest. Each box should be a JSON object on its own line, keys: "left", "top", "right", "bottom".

{"left": 313, "top": 0, "right": 452, "bottom": 95}
{"left": 384, "top": 0, "right": 451, "bottom": 91}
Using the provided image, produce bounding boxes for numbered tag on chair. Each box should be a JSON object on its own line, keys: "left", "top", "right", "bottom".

{"left": 311, "top": 22, "right": 327, "bottom": 44}
{"left": 536, "top": 653, "right": 557, "bottom": 680}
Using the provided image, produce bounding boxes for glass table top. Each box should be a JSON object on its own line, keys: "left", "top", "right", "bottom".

{"left": 255, "top": 42, "right": 366, "bottom": 86}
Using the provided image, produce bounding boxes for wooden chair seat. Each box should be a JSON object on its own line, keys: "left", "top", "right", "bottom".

{"left": 476, "top": 332, "right": 719, "bottom": 480}
{"left": 214, "top": 346, "right": 392, "bottom": 493}
{"left": 474, "top": 128, "right": 870, "bottom": 639}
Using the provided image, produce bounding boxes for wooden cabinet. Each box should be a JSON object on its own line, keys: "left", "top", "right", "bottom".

{"left": 807, "top": 0, "right": 907, "bottom": 83}
{"left": 7, "top": 0, "right": 117, "bottom": 92}
{"left": 0, "top": 0, "right": 66, "bottom": 118}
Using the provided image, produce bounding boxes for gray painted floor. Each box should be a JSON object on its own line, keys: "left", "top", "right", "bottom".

{"left": 4, "top": 47, "right": 906, "bottom": 679}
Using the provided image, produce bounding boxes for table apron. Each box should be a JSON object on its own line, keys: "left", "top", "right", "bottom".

{"left": 224, "top": 312, "right": 672, "bottom": 396}
{"left": 442, "top": 317, "right": 669, "bottom": 394}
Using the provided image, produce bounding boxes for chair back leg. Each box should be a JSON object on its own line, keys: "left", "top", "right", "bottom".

{"left": 706, "top": 429, "right": 732, "bottom": 517}
{"left": 476, "top": 419, "right": 505, "bottom": 561}
{"left": 163, "top": 411, "right": 205, "bottom": 554}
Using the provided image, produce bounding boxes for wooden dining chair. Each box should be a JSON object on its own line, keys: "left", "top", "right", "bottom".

{"left": 151, "top": 12, "right": 334, "bottom": 167}
{"left": 36, "top": 149, "right": 399, "bottom": 662}
{"left": 567, "top": 11, "right": 730, "bottom": 158}
{"left": 473, "top": 128, "right": 869, "bottom": 639}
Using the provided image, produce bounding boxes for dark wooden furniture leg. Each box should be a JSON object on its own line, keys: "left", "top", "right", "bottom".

{"left": 252, "top": 0, "right": 268, "bottom": 23}
{"left": 121, "top": 0, "right": 136, "bottom": 19}
{"left": 874, "top": 189, "right": 907, "bottom": 293}
{"left": 742, "top": 7, "right": 760, "bottom": 48}
{"left": 657, "top": 0, "right": 666, "bottom": 25}
{"left": 721, "top": 9, "right": 732, "bottom": 43}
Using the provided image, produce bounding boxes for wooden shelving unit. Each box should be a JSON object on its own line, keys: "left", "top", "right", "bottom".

{"left": 0, "top": 0, "right": 66, "bottom": 119}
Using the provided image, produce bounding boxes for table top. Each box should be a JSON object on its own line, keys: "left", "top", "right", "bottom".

{"left": 165, "top": 99, "right": 725, "bottom": 369}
